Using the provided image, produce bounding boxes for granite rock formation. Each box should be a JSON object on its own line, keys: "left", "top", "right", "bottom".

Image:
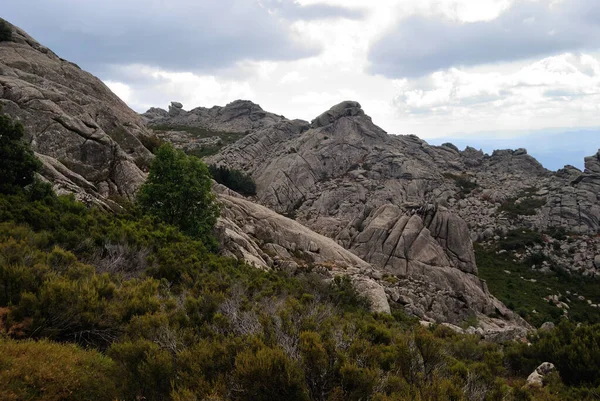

{"left": 0, "top": 19, "right": 152, "bottom": 203}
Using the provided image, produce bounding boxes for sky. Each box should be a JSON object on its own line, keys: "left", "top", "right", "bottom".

{"left": 3, "top": 0, "right": 600, "bottom": 170}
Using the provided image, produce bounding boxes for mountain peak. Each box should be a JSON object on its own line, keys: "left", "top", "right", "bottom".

{"left": 311, "top": 100, "right": 365, "bottom": 128}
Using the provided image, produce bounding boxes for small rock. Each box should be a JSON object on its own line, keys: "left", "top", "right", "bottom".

{"left": 539, "top": 322, "right": 555, "bottom": 332}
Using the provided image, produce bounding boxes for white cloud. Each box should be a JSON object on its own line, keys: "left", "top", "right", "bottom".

{"left": 8, "top": 0, "right": 596, "bottom": 162}
{"left": 105, "top": 81, "right": 132, "bottom": 104}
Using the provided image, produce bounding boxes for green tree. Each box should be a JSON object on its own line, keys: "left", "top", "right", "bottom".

{"left": 209, "top": 165, "right": 257, "bottom": 196}
{"left": 0, "top": 111, "right": 41, "bottom": 194}
{"left": 0, "top": 20, "right": 11, "bottom": 42}
{"left": 137, "top": 144, "right": 219, "bottom": 245}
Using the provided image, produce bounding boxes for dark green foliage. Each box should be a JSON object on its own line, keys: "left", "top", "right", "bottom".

{"left": 498, "top": 229, "right": 544, "bottom": 251}
{"left": 506, "top": 321, "right": 600, "bottom": 387}
{"left": 0, "top": 20, "right": 12, "bottom": 42}
{"left": 0, "top": 112, "right": 41, "bottom": 194}
{"left": 233, "top": 347, "right": 308, "bottom": 401}
{"left": 209, "top": 165, "right": 257, "bottom": 196}
{"left": 441, "top": 142, "right": 459, "bottom": 152}
{"left": 139, "top": 134, "right": 164, "bottom": 154}
{"left": 444, "top": 173, "right": 478, "bottom": 195}
{"left": 499, "top": 196, "right": 547, "bottom": 218}
{"left": 137, "top": 144, "right": 219, "bottom": 246}
{"left": 476, "top": 245, "right": 600, "bottom": 326}
{"left": 152, "top": 125, "right": 245, "bottom": 158}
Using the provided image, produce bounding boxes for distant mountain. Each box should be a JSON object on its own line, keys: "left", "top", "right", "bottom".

{"left": 430, "top": 129, "right": 600, "bottom": 171}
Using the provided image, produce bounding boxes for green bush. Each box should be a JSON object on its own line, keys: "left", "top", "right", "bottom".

{"left": 0, "top": 20, "right": 11, "bottom": 42}
{"left": 499, "top": 196, "right": 546, "bottom": 218}
{"left": 444, "top": 173, "right": 477, "bottom": 195}
{"left": 139, "top": 134, "right": 164, "bottom": 154}
{"left": 209, "top": 165, "right": 257, "bottom": 196}
{"left": 137, "top": 144, "right": 219, "bottom": 246}
{"left": 0, "top": 111, "right": 41, "bottom": 194}
{"left": 0, "top": 338, "right": 119, "bottom": 401}
{"left": 233, "top": 346, "right": 308, "bottom": 401}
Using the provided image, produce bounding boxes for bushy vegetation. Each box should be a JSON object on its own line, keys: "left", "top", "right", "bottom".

{"left": 476, "top": 245, "right": 600, "bottom": 326}
{"left": 1, "top": 114, "right": 600, "bottom": 400}
{"left": 152, "top": 125, "right": 246, "bottom": 158}
{"left": 444, "top": 173, "right": 478, "bottom": 195}
{"left": 138, "top": 144, "right": 219, "bottom": 246}
{"left": 209, "top": 165, "right": 257, "bottom": 196}
{"left": 496, "top": 187, "right": 546, "bottom": 218}
{"left": 0, "top": 19, "right": 12, "bottom": 42}
{"left": 0, "top": 110, "right": 41, "bottom": 193}
{"left": 139, "top": 133, "right": 164, "bottom": 154}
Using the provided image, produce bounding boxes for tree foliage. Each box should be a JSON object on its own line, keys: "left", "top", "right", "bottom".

{"left": 209, "top": 165, "right": 257, "bottom": 196}
{"left": 137, "top": 144, "right": 219, "bottom": 245}
{"left": 0, "top": 111, "right": 41, "bottom": 194}
{"left": 0, "top": 20, "right": 12, "bottom": 42}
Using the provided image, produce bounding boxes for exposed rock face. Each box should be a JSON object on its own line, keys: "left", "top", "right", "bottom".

{"left": 543, "top": 149, "right": 600, "bottom": 234}
{"left": 206, "top": 100, "right": 600, "bottom": 278}
{"left": 206, "top": 103, "right": 533, "bottom": 329}
{"left": 0, "top": 20, "right": 152, "bottom": 202}
{"left": 213, "top": 184, "right": 391, "bottom": 314}
{"left": 141, "top": 100, "right": 285, "bottom": 133}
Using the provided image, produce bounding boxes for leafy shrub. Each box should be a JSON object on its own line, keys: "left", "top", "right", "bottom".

{"left": 0, "top": 338, "right": 118, "bottom": 401}
{"left": 0, "top": 111, "right": 41, "bottom": 194}
{"left": 138, "top": 144, "right": 219, "bottom": 246}
{"left": 499, "top": 196, "right": 547, "bottom": 218}
{"left": 209, "top": 165, "right": 257, "bottom": 196}
{"left": 0, "top": 20, "right": 11, "bottom": 42}
{"left": 139, "top": 134, "right": 164, "bottom": 154}
{"left": 444, "top": 173, "right": 477, "bottom": 195}
{"left": 233, "top": 346, "right": 308, "bottom": 401}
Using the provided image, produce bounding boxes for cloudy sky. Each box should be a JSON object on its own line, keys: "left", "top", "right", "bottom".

{"left": 3, "top": 0, "right": 600, "bottom": 169}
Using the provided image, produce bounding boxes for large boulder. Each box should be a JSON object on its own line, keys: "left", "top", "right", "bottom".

{"left": 526, "top": 362, "right": 556, "bottom": 388}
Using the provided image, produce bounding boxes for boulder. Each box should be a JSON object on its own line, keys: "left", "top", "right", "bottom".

{"left": 526, "top": 362, "right": 556, "bottom": 388}
{"left": 539, "top": 322, "right": 556, "bottom": 332}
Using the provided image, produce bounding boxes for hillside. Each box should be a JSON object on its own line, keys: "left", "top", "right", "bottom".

{"left": 151, "top": 100, "right": 600, "bottom": 325}
{"left": 1, "top": 18, "right": 600, "bottom": 401}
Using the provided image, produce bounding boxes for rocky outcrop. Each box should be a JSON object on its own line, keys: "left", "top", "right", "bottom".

{"left": 543, "top": 149, "right": 600, "bottom": 234}
{"left": 141, "top": 100, "right": 285, "bottom": 134}
{"left": 0, "top": 20, "right": 152, "bottom": 202}
{"left": 526, "top": 363, "right": 556, "bottom": 388}
{"left": 213, "top": 184, "right": 392, "bottom": 314}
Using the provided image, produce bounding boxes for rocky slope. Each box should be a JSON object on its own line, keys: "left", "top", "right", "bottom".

{"left": 213, "top": 184, "right": 528, "bottom": 337}
{"left": 0, "top": 19, "right": 153, "bottom": 205}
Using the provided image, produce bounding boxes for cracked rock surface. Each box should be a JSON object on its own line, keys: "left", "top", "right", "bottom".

{"left": 0, "top": 20, "right": 152, "bottom": 203}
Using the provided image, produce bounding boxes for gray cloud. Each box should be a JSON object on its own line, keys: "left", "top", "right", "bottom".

{"left": 368, "top": 0, "right": 600, "bottom": 78}
{"left": 2, "top": 0, "right": 358, "bottom": 74}
{"left": 263, "top": 0, "right": 365, "bottom": 20}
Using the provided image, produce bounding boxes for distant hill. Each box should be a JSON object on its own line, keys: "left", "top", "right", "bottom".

{"left": 430, "top": 129, "right": 600, "bottom": 171}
